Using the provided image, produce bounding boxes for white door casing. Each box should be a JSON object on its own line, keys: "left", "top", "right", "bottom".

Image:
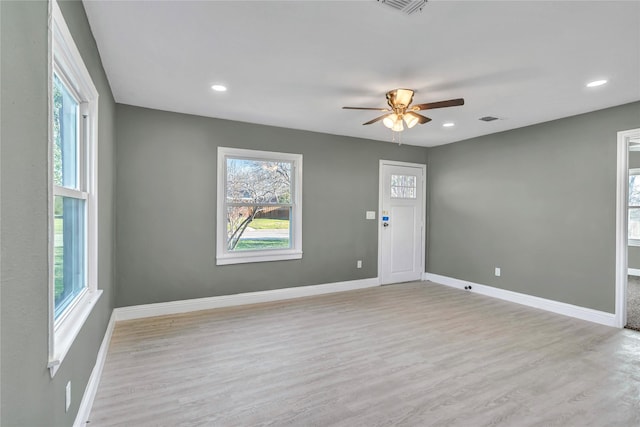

{"left": 379, "top": 160, "right": 426, "bottom": 285}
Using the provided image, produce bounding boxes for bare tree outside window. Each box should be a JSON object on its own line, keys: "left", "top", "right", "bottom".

{"left": 226, "top": 158, "right": 292, "bottom": 251}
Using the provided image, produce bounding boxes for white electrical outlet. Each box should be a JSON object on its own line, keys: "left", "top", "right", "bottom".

{"left": 366, "top": 211, "right": 376, "bottom": 220}
{"left": 357, "top": 260, "right": 362, "bottom": 269}
{"left": 65, "top": 381, "right": 71, "bottom": 412}
{"left": 495, "top": 267, "right": 501, "bottom": 277}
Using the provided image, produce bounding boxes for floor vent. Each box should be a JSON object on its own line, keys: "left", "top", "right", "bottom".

{"left": 479, "top": 116, "right": 499, "bottom": 122}
{"left": 378, "top": 0, "right": 428, "bottom": 15}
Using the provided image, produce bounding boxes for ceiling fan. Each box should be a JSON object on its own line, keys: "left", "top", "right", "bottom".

{"left": 343, "top": 88, "right": 464, "bottom": 132}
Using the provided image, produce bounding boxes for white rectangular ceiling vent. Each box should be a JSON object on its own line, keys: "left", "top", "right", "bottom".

{"left": 378, "top": 0, "right": 427, "bottom": 16}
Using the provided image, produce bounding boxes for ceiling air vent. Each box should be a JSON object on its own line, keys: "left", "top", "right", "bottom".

{"left": 479, "top": 116, "right": 499, "bottom": 122}
{"left": 377, "top": 0, "right": 428, "bottom": 15}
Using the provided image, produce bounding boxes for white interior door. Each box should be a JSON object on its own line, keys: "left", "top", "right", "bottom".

{"left": 379, "top": 161, "right": 425, "bottom": 285}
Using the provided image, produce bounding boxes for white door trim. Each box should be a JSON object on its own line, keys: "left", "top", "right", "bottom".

{"left": 615, "top": 128, "right": 640, "bottom": 328}
{"left": 378, "top": 160, "right": 426, "bottom": 284}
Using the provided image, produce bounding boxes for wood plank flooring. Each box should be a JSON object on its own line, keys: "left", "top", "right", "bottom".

{"left": 88, "top": 281, "right": 640, "bottom": 426}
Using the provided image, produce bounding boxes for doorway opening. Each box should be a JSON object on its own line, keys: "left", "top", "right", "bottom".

{"left": 615, "top": 128, "right": 640, "bottom": 329}
{"left": 626, "top": 132, "right": 640, "bottom": 330}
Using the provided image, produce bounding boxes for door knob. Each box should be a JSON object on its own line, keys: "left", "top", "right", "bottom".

{"left": 383, "top": 222, "right": 389, "bottom": 227}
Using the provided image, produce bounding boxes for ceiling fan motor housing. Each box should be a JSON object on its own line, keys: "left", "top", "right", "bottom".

{"left": 387, "top": 89, "right": 415, "bottom": 111}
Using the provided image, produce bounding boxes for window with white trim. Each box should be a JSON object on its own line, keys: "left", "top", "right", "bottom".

{"left": 629, "top": 168, "right": 640, "bottom": 246}
{"left": 48, "top": 0, "right": 101, "bottom": 376}
{"left": 217, "top": 147, "right": 302, "bottom": 265}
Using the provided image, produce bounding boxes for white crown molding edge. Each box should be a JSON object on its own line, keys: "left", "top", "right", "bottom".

{"left": 114, "top": 277, "right": 380, "bottom": 321}
{"left": 423, "top": 272, "right": 616, "bottom": 327}
{"left": 73, "top": 311, "right": 116, "bottom": 427}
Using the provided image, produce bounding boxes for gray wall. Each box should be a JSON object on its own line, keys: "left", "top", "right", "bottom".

{"left": 0, "top": 1, "right": 116, "bottom": 426}
{"left": 427, "top": 101, "right": 640, "bottom": 313}
{"left": 115, "top": 105, "right": 427, "bottom": 307}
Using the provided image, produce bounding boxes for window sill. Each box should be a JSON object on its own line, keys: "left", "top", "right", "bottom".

{"left": 629, "top": 240, "right": 640, "bottom": 247}
{"left": 48, "top": 289, "right": 103, "bottom": 377}
{"left": 217, "top": 250, "right": 303, "bottom": 265}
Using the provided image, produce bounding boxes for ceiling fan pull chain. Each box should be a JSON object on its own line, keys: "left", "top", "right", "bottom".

{"left": 391, "top": 129, "right": 402, "bottom": 145}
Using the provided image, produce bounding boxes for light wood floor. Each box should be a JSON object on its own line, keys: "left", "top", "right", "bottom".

{"left": 88, "top": 281, "right": 640, "bottom": 426}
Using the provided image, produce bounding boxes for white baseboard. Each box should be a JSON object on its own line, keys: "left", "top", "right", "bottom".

{"left": 629, "top": 268, "right": 640, "bottom": 277}
{"left": 74, "top": 311, "right": 116, "bottom": 427}
{"left": 114, "top": 277, "right": 380, "bottom": 321}
{"left": 423, "top": 272, "right": 617, "bottom": 327}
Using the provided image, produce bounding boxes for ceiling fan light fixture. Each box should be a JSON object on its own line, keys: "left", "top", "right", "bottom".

{"left": 383, "top": 114, "right": 398, "bottom": 129}
{"left": 392, "top": 118, "right": 404, "bottom": 132}
{"left": 404, "top": 114, "right": 419, "bottom": 129}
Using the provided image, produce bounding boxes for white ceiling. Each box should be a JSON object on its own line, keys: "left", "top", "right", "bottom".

{"left": 82, "top": 0, "right": 640, "bottom": 147}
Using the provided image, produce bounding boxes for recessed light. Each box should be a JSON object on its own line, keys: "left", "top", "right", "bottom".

{"left": 211, "top": 84, "right": 227, "bottom": 92}
{"left": 586, "top": 79, "right": 607, "bottom": 88}
{"left": 443, "top": 122, "right": 455, "bottom": 128}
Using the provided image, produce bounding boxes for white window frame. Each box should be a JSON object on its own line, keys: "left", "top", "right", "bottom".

{"left": 216, "top": 147, "right": 303, "bottom": 265}
{"left": 48, "top": 0, "right": 101, "bottom": 377}
{"left": 629, "top": 168, "right": 640, "bottom": 247}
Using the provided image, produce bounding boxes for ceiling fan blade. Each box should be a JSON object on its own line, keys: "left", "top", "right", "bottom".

{"left": 363, "top": 113, "right": 392, "bottom": 125}
{"left": 405, "top": 111, "right": 431, "bottom": 124}
{"left": 411, "top": 98, "right": 464, "bottom": 111}
{"left": 343, "top": 106, "right": 391, "bottom": 111}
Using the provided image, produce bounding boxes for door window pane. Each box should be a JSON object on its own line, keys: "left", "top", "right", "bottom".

{"left": 53, "top": 73, "right": 79, "bottom": 189}
{"left": 391, "top": 174, "right": 417, "bottom": 199}
{"left": 54, "top": 195, "right": 86, "bottom": 319}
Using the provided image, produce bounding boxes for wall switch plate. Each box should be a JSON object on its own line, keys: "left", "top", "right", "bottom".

{"left": 366, "top": 211, "right": 376, "bottom": 220}
{"left": 357, "top": 260, "right": 362, "bottom": 269}
{"left": 495, "top": 267, "right": 501, "bottom": 277}
{"left": 65, "top": 381, "right": 71, "bottom": 412}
